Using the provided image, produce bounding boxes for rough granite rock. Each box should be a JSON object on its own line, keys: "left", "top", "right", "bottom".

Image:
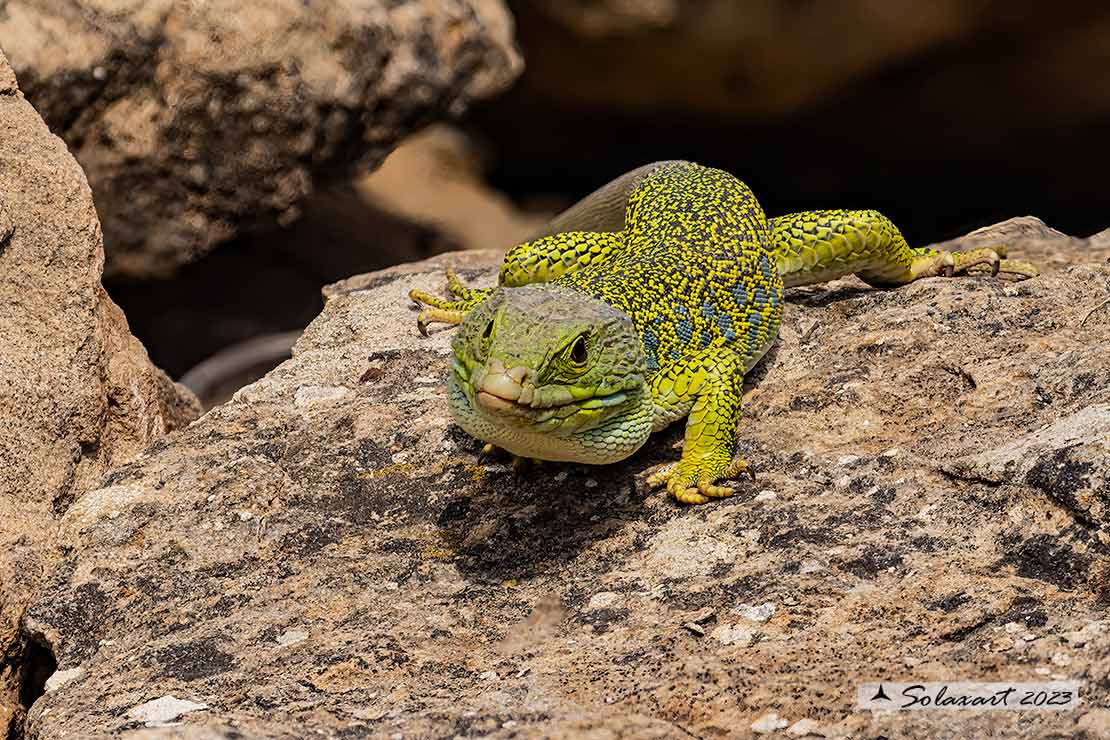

{"left": 0, "top": 0, "right": 521, "bottom": 277}
{"left": 0, "top": 52, "right": 200, "bottom": 737}
{"left": 22, "top": 220, "right": 1110, "bottom": 738}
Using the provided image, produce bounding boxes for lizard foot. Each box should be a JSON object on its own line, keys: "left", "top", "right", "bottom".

{"left": 409, "top": 267, "right": 495, "bottom": 335}
{"left": 646, "top": 457, "right": 755, "bottom": 505}
{"left": 934, "top": 246, "right": 1039, "bottom": 280}
{"left": 477, "top": 442, "right": 539, "bottom": 474}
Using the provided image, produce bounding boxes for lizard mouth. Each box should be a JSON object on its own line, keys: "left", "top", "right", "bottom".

{"left": 476, "top": 388, "right": 531, "bottom": 416}
{"left": 462, "top": 360, "right": 630, "bottom": 431}
{"left": 472, "top": 361, "right": 535, "bottom": 417}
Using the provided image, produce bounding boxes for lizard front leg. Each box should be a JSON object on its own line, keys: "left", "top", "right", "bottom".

{"left": 498, "top": 230, "right": 625, "bottom": 286}
{"left": 646, "top": 349, "right": 752, "bottom": 505}
{"left": 409, "top": 232, "right": 626, "bottom": 334}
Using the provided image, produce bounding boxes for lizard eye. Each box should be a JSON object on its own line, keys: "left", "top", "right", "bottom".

{"left": 569, "top": 335, "right": 588, "bottom": 365}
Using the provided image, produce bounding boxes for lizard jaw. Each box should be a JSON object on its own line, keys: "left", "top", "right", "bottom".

{"left": 447, "top": 372, "right": 654, "bottom": 464}
{"left": 475, "top": 390, "right": 526, "bottom": 417}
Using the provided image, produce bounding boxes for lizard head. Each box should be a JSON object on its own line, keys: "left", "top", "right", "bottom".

{"left": 448, "top": 284, "right": 654, "bottom": 463}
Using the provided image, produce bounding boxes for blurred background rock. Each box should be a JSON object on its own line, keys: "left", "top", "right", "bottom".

{"left": 6, "top": 0, "right": 1110, "bottom": 406}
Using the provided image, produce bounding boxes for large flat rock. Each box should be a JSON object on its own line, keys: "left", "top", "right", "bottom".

{"left": 24, "top": 225, "right": 1110, "bottom": 737}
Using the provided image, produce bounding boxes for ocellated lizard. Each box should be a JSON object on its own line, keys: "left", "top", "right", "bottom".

{"left": 409, "top": 161, "right": 1038, "bottom": 504}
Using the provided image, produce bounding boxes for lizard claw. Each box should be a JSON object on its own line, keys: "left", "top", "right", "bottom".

{"left": 645, "top": 457, "right": 753, "bottom": 505}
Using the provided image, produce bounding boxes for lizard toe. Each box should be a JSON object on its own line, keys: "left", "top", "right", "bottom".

{"left": 672, "top": 482, "right": 709, "bottom": 505}
{"left": 697, "top": 479, "right": 734, "bottom": 498}
{"left": 416, "top": 307, "right": 464, "bottom": 335}
{"left": 998, "top": 258, "right": 1039, "bottom": 280}
{"left": 723, "top": 457, "right": 756, "bottom": 482}
{"left": 645, "top": 463, "right": 678, "bottom": 489}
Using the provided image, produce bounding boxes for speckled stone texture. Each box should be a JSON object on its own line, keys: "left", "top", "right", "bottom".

{"left": 22, "top": 221, "right": 1110, "bottom": 738}
{"left": 0, "top": 0, "right": 521, "bottom": 277}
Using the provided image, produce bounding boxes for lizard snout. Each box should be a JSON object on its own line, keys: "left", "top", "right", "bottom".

{"left": 474, "top": 359, "right": 534, "bottom": 415}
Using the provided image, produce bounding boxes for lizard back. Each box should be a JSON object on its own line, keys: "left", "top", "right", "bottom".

{"left": 554, "top": 162, "right": 785, "bottom": 374}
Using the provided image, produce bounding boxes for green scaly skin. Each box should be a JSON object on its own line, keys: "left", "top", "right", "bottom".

{"left": 409, "top": 162, "right": 1039, "bottom": 504}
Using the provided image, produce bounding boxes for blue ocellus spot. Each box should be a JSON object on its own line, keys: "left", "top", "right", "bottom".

{"left": 716, "top": 312, "right": 736, "bottom": 340}
{"left": 760, "top": 254, "right": 774, "bottom": 280}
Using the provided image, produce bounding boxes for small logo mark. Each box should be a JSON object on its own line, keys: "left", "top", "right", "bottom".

{"left": 857, "top": 681, "right": 1081, "bottom": 711}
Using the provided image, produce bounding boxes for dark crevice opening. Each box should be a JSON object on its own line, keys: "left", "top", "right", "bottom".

{"left": 17, "top": 636, "right": 56, "bottom": 713}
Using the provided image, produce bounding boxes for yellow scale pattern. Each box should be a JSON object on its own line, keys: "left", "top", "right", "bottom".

{"left": 409, "top": 161, "right": 1038, "bottom": 504}
{"left": 550, "top": 163, "right": 783, "bottom": 502}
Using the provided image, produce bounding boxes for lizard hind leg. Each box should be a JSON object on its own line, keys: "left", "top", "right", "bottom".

{"left": 771, "top": 210, "right": 1039, "bottom": 289}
